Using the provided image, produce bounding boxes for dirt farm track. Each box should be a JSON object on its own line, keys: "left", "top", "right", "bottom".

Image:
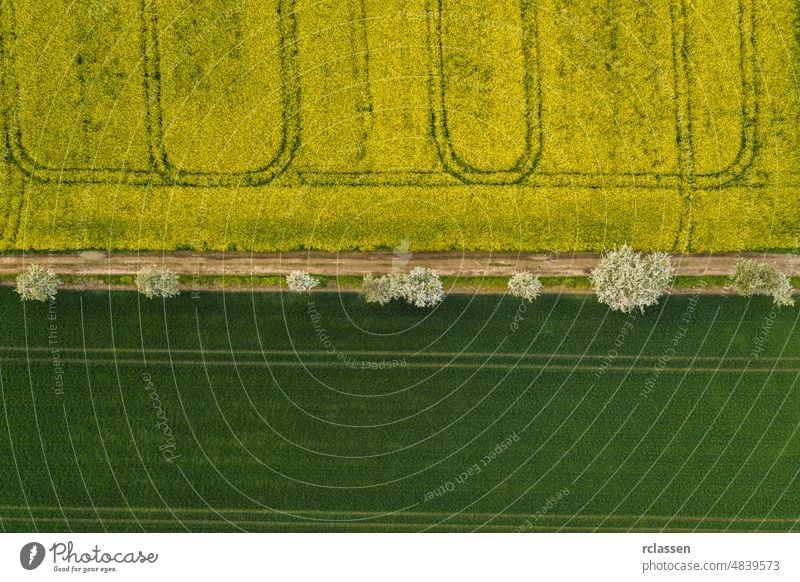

{"left": 0, "top": 251, "right": 796, "bottom": 281}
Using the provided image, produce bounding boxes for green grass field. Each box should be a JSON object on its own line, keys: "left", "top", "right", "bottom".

{"left": 0, "top": 288, "right": 797, "bottom": 532}
{"left": 0, "top": 0, "right": 798, "bottom": 252}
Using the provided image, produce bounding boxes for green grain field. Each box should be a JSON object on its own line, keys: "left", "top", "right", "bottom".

{"left": 0, "top": 0, "right": 798, "bottom": 252}
{"left": 0, "top": 289, "right": 797, "bottom": 532}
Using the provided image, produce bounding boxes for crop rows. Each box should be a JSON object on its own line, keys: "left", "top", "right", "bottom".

{"left": 0, "top": 291, "right": 798, "bottom": 532}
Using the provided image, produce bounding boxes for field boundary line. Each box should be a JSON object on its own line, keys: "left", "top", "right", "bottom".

{"left": 3, "top": 346, "right": 799, "bottom": 361}
{"left": 4, "top": 356, "right": 799, "bottom": 373}
{"left": 0, "top": 505, "right": 796, "bottom": 524}
{"left": 0, "top": 516, "right": 708, "bottom": 532}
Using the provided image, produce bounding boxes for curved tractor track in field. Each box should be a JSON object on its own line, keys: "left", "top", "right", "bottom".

{"left": 0, "top": 0, "right": 793, "bottom": 256}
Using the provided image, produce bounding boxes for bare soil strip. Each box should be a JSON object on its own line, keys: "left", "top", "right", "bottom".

{"left": 0, "top": 251, "right": 796, "bottom": 277}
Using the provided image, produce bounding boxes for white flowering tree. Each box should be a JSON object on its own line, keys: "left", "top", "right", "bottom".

{"left": 362, "top": 268, "right": 445, "bottom": 308}
{"left": 136, "top": 265, "right": 180, "bottom": 299}
{"left": 286, "top": 270, "right": 319, "bottom": 293}
{"left": 362, "top": 272, "right": 404, "bottom": 305}
{"left": 15, "top": 264, "right": 60, "bottom": 302}
{"left": 731, "top": 260, "right": 795, "bottom": 307}
{"left": 401, "top": 267, "right": 445, "bottom": 308}
{"left": 507, "top": 271, "right": 544, "bottom": 302}
{"left": 591, "top": 245, "right": 673, "bottom": 314}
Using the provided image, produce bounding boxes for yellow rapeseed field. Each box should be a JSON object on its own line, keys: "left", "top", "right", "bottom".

{"left": 0, "top": 0, "right": 797, "bottom": 252}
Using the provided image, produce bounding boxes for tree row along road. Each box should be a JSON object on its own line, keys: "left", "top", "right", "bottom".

{"left": 0, "top": 252, "right": 797, "bottom": 278}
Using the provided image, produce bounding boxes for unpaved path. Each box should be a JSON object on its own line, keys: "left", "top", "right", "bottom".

{"left": 0, "top": 251, "right": 797, "bottom": 278}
